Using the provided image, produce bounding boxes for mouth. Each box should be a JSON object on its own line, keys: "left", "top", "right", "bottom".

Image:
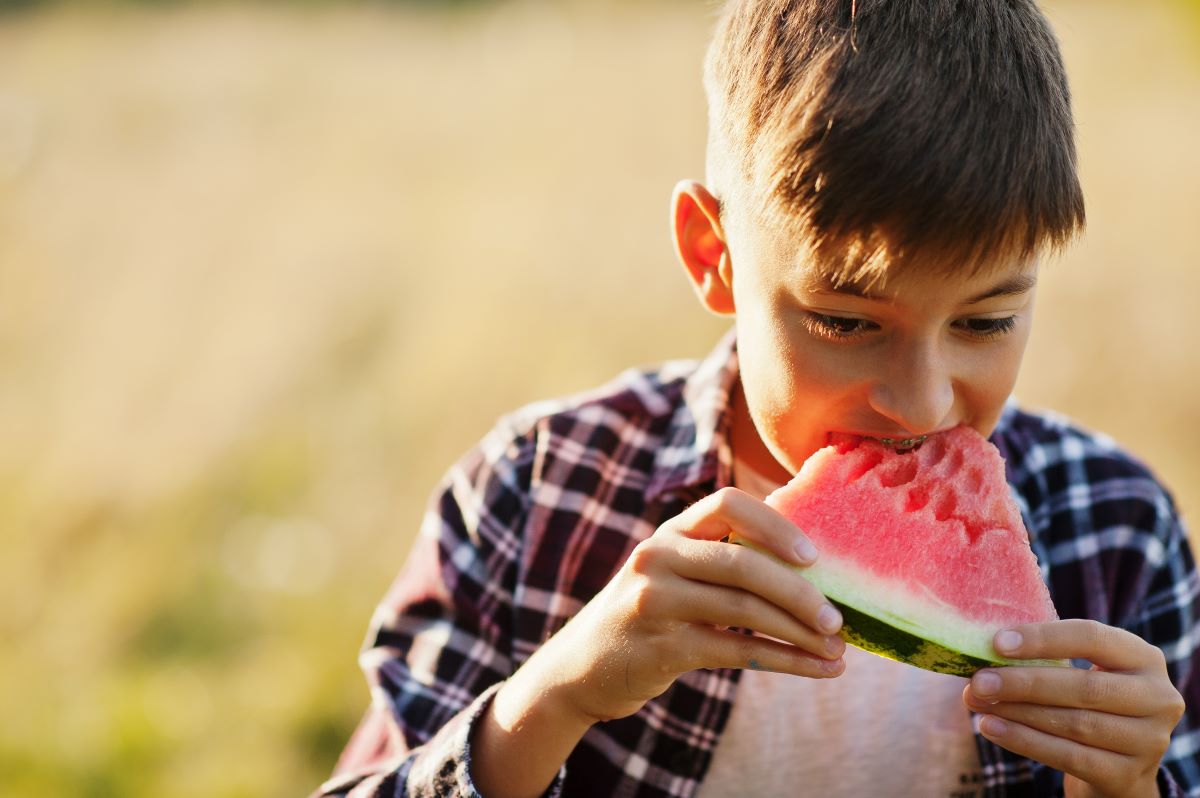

{"left": 827, "top": 431, "right": 930, "bottom": 453}
{"left": 875, "top": 434, "right": 928, "bottom": 451}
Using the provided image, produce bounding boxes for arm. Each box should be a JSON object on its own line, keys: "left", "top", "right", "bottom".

{"left": 466, "top": 487, "right": 846, "bottom": 798}
{"left": 1128, "top": 505, "right": 1200, "bottom": 796}
{"left": 313, "top": 426, "right": 536, "bottom": 798}
{"left": 316, "top": 432, "right": 846, "bottom": 797}
{"left": 962, "top": 491, "right": 1200, "bottom": 797}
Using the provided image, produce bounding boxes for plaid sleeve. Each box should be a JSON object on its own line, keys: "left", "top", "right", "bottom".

{"left": 993, "top": 412, "right": 1200, "bottom": 796}
{"left": 1077, "top": 457, "right": 1200, "bottom": 797}
{"left": 1126, "top": 498, "right": 1200, "bottom": 796}
{"left": 312, "top": 418, "right": 566, "bottom": 798}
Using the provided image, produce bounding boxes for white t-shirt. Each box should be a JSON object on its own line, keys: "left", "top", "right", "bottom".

{"left": 695, "top": 459, "right": 986, "bottom": 797}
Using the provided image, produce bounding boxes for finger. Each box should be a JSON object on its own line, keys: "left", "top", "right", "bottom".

{"left": 685, "top": 624, "right": 846, "bottom": 679}
{"left": 670, "top": 536, "right": 844, "bottom": 635}
{"left": 974, "top": 712, "right": 1139, "bottom": 788}
{"left": 994, "top": 620, "right": 1162, "bottom": 673}
{"left": 967, "top": 666, "right": 1153, "bottom": 718}
{"left": 962, "top": 687, "right": 1162, "bottom": 758}
{"left": 670, "top": 487, "right": 815, "bottom": 566}
{"left": 664, "top": 578, "right": 844, "bottom": 660}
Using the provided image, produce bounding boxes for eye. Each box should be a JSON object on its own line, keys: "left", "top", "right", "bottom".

{"left": 953, "top": 316, "right": 1018, "bottom": 340}
{"left": 803, "top": 313, "right": 879, "bottom": 340}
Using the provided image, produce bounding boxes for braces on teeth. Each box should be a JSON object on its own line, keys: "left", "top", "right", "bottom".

{"left": 876, "top": 435, "right": 928, "bottom": 450}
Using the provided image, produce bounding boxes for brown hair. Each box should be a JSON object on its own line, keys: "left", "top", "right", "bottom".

{"left": 703, "top": 0, "right": 1086, "bottom": 286}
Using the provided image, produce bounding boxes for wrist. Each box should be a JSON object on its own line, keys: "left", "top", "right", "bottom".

{"left": 493, "top": 665, "right": 597, "bottom": 741}
{"left": 517, "top": 615, "right": 622, "bottom": 727}
{"left": 1066, "top": 772, "right": 1161, "bottom": 798}
{"left": 468, "top": 665, "right": 594, "bottom": 798}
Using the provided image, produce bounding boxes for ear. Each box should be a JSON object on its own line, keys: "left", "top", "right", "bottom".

{"left": 671, "top": 180, "right": 736, "bottom": 316}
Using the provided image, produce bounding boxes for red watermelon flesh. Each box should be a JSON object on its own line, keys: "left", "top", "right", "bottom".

{"left": 753, "top": 426, "right": 1062, "bottom": 675}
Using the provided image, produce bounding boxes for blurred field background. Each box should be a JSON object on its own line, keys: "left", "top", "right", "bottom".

{"left": 1, "top": 1, "right": 1198, "bottom": 795}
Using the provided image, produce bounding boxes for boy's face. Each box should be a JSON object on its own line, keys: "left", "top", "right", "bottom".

{"left": 672, "top": 182, "right": 1037, "bottom": 481}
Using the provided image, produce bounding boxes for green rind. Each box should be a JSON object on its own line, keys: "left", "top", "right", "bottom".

{"left": 731, "top": 539, "right": 1067, "bottom": 675}
{"left": 830, "top": 598, "right": 1067, "bottom": 676}
{"left": 832, "top": 599, "right": 993, "bottom": 676}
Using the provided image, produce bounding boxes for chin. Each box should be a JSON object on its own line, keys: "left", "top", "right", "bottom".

{"left": 770, "top": 438, "right": 826, "bottom": 476}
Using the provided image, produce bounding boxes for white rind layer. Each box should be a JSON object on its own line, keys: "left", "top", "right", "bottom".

{"left": 803, "top": 551, "right": 1002, "bottom": 663}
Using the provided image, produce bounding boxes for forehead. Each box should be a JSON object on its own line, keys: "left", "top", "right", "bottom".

{"left": 754, "top": 225, "right": 1041, "bottom": 300}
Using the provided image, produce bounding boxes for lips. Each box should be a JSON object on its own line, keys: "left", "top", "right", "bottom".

{"left": 827, "top": 432, "right": 867, "bottom": 451}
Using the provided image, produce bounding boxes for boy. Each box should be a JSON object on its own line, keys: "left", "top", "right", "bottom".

{"left": 316, "top": 1, "right": 1198, "bottom": 795}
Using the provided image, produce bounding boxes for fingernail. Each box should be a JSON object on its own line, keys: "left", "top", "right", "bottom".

{"left": 824, "top": 635, "right": 845, "bottom": 656}
{"left": 972, "top": 671, "right": 1001, "bottom": 696}
{"left": 995, "top": 630, "right": 1022, "bottom": 654}
{"left": 794, "top": 537, "right": 818, "bottom": 563}
{"left": 817, "top": 604, "right": 843, "bottom": 634}
{"left": 821, "top": 657, "right": 845, "bottom": 675}
{"left": 964, "top": 690, "right": 997, "bottom": 708}
{"left": 980, "top": 716, "right": 1008, "bottom": 737}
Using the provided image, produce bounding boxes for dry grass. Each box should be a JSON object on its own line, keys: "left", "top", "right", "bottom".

{"left": 0, "top": 2, "right": 1197, "bottom": 795}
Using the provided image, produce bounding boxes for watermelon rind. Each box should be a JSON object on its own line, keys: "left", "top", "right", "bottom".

{"left": 831, "top": 600, "right": 992, "bottom": 676}
{"left": 733, "top": 538, "right": 1069, "bottom": 676}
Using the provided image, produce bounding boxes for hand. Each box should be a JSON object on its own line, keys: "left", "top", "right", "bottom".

{"left": 537, "top": 487, "right": 846, "bottom": 726}
{"left": 962, "top": 619, "right": 1185, "bottom": 798}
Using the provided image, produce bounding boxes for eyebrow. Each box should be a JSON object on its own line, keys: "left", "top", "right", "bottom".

{"left": 962, "top": 273, "right": 1039, "bottom": 304}
{"left": 809, "top": 273, "right": 1038, "bottom": 304}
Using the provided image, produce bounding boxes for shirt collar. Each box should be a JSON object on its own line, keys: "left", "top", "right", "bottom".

{"left": 644, "top": 328, "right": 739, "bottom": 503}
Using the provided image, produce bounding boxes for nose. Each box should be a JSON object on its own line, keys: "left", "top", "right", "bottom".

{"left": 867, "top": 340, "right": 955, "bottom": 436}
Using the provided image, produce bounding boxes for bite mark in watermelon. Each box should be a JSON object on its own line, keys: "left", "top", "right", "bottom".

{"left": 740, "top": 426, "right": 1065, "bottom": 676}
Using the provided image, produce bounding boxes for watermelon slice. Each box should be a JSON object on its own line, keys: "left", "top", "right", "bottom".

{"left": 738, "top": 426, "right": 1064, "bottom": 676}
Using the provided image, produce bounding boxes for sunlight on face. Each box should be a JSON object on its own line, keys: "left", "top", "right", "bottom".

{"left": 729, "top": 230, "right": 1038, "bottom": 482}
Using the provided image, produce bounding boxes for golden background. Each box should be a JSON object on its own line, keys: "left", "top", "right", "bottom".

{"left": 1, "top": 1, "right": 1197, "bottom": 795}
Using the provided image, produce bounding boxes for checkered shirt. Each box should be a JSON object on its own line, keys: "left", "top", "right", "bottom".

{"left": 314, "top": 330, "right": 1200, "bottom": 797}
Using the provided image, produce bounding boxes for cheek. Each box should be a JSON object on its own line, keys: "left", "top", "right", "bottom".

{"left": 742, "top": 305, "right": 875, "bottom": 407}
{"left": 747, "top": 322, "right": 836, "bottom": 401}
{"left": 742, "top": 324, "right": 865, "bottom": 441}
{"left": 958, "top": 331, "right": 1031, "bottom": 431}
{"left": 990, "top": 324, "right": 1032, "bottom": 388}
{"left": 737, "top": 323, "right": 792, "bottom": 413}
